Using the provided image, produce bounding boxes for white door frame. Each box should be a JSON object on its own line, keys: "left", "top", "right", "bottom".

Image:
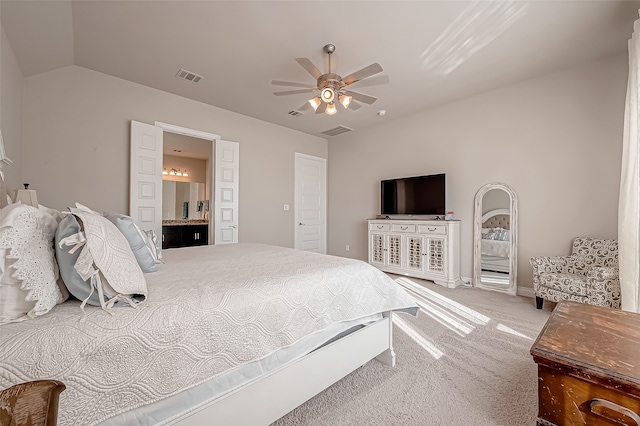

{"left": 294, "top": 153, "right": 327, "bottom": 253}
{"left": 155, "top": 122, "right": 221, "bottom": 244}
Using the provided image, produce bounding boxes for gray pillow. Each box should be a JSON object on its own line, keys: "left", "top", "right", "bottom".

{"left": 144, "top": 229, "right": 163, "bottom": 264}
{"left": 55, "top": 214, "right": 118, "bottom": 306}
{"left": 103, "top": 212, "right": 157, "bottom": 273}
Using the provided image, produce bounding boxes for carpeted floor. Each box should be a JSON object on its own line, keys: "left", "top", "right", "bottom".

{"left": 272, "top": 276, "right": 554, "bottom": 426}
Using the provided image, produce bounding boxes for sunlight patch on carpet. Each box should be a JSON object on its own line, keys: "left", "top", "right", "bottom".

{"left": 412, "top": 296, "right": 475, "bottom": 336}
{"left": 395, "top": 277, "right": 491, "bottom": 325}
{"left": 392, "top": 315, "right": 444, "bottom": 359}
{"left": 496, "top": 323, "right": 533, "bottom": 340}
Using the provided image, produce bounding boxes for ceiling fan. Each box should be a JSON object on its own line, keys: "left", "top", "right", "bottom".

{"left": 272, "top": 44, "right": 386, "bottom": 115}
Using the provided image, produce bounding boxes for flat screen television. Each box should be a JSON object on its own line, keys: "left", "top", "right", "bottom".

{"left": 381, "top": 173, "right": 445, "bottom": 216}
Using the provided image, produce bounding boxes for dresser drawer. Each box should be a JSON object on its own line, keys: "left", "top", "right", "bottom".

{"left": 392, "top": 223, "right": 416, "bottom": 233}
{"left": 418, "top": 224, "right": 447, "bottom": 235}
{"left": 369, "top": 223, "right": 390, "bottom": 232}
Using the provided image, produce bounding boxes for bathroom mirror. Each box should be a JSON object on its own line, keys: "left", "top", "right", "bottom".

{"left": 162, "top": 181, "right": 207, "bottom": 220}
{"left": 473, "top": 182, "right": 518, "bottom": 295}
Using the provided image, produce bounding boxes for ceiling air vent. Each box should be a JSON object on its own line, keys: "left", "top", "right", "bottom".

{"left": 175, "top": 68, "right": 204, "bottom": 83}
{"left": 321, "top": 126, "right": 353, "bottom": 137}
{"left": 288, "top": 110, "right": 304, "bottom": 117}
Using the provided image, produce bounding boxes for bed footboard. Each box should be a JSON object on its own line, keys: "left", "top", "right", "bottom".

{"left": 170, "top": 313, "right": 395, "bottom": 426}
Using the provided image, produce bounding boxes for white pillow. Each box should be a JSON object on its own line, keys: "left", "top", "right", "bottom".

{"left": 58, "top": 208, "right": 147, "bottom": 311}
{"left": 0, "top": 204, "right": 68, "bottom": 324}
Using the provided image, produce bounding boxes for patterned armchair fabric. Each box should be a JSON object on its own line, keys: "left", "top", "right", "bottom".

{"left": 530, "top": 237, "right": 620, "bottom": 309}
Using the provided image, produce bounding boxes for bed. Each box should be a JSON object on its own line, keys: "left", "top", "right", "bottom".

{"left": 480, "top": 208, "right": 511, "bottom": 274}
{"left": 0, "top": 239, "right": 418, "bottom": 425}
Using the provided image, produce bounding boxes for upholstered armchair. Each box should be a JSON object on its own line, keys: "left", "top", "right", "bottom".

{"left": 530, "top": 237, "right": 620, "bottom": 310}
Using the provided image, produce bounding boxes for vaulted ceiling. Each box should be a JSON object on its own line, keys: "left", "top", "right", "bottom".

{"left": 2, "top": 1, "right": 639, "bottom": 138}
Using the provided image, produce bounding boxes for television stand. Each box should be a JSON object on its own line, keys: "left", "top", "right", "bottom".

{"left": 367, "top": 219, "right": 462, "bottom": 288}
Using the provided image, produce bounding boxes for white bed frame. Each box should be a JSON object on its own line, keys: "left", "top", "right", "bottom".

{"left": 169, "top": 312, "right": 395, "bottom": 426}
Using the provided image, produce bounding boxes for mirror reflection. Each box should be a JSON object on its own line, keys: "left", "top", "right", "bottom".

{"left": 162, "top": 181, "right": 207, "bottom": 220}
{"left": 473, "top": 183, "right": 518, "bottom": 295}
{"left": 480, "top": 188, "right": 511, "bottom": 285}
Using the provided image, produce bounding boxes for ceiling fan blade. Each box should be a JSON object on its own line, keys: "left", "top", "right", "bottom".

{"left": 298, "top": 102, "right": 312, "bottom": 112}
{"left": 296, "top": 58, "right": 323, "bottom": 79}
{"left": 348, "top": 100, "right": 362, "bottom": 111}
{"left": 343, "top": 63, "right": 383, "bottom": 85}
{"left": 344, "top": 90, "right": 377, "bottom": 105}
{"left": 273, "top": 88, "right": 317, "bottom": 96}
{"left": 315, "top": 102, "right": 328, "bottom": 114}
{"left": 347, "top": 75, "right": 389, "bottom": 89}
{"left": 271, "top": 80, "right": 316, "bottom": 89}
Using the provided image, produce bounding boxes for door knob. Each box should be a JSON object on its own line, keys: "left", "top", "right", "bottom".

{"left": 299, "top": 222, "right": 306, "bottom": 226}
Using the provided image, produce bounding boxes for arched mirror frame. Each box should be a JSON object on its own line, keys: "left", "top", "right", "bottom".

{"left": 473, "top": 182, "right": 518, "bottom": 295}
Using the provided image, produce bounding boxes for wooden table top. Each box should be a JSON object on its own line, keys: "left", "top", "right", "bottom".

{"left": 531, "top": 301, "right": 640, "bottom": 387}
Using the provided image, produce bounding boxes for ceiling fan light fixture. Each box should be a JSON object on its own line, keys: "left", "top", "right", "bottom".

{"left": 321, "top": 87, "right": 335, "bottom": 103}
{"left": 308, "top": 97, "right": 321, "bottom": 111}
{"left": 325, "top": 102, "right": 337, "bottom": 115}
{"left": 339, "top": 94, "right": 352, "bottom": 109}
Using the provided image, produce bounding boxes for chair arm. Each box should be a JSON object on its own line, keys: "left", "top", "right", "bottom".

{"left": 586, "top": 266, "right": 619, "bottom": 282}
{"left": 529, "top": 256, "right": 573, "bottom": 274}
{"left": 585, "top": 267, "right": 621, "bottom": 309}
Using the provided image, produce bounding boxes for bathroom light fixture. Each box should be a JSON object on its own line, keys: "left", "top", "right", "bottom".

{"left": 183, "top": 170, "right": 188, "bottom": 177}
{"left": 162, "top": 168, "right": 168, "bottom": 175}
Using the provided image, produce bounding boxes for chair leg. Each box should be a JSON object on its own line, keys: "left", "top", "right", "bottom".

{"left": 536, "top": 296, "right": 544, "bottom": 310}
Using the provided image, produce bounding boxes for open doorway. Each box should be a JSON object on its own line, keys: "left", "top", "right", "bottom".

{"left": 129, "top": 121, "right": 239, "bottom": 246}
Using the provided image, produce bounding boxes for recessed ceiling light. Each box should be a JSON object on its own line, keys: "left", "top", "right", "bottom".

{"left": 377, "top": 110, "right": 387, "bottom": 116}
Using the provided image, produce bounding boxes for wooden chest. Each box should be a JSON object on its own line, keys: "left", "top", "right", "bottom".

{"left": 530, "top": 301, "right": 640, "bottom": 426}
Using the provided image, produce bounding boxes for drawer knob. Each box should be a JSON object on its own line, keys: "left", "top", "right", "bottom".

{"left": 401, "top": 226, "right": 408, "bottom": 230}
{"left": 588, "top": 398, "right": 640, "bottom": 425}
{"left": 377, "top": 225, "right": 383, "bottom": 229}
{"left": 428, "top": 227, "right": 436, "bottom": 231}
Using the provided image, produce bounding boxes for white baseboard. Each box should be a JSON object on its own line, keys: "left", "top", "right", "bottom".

{"left": 517, "top": 286, "right": 534, "bottom": 298}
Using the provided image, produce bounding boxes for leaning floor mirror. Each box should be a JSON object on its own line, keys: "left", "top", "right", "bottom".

{"left": 473, "top": 183, "right": 518, "bottom": 295}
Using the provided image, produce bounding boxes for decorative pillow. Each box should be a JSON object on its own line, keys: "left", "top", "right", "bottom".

{"left": 39, "top": 204, "right": 64, "bottom": 223}
{"left": 74, "top": 202, "right": 100, "bottom": 215}
{"left": 482, "top": 228, "right": 510, "bottom": 241}
{"left": 0, "top": 204, "right": 67, "bottom": 324}
{"left": 103, "top": 212, "right": 157, "bottom": 273}
{"left": 144, "top": 229, "right": 164, "bottom": 264}
{"left": 56, "top": 208, "right": 147, "bottom": 311}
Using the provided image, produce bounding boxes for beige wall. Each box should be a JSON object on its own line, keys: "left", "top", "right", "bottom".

{"left": 22, "top": 65, "right": 327, "bottom": 247}
{"left": 0, "top": 24, "right": 24, "bottom": 194}
{"left": 328, "top": 53, "right": 627, "bottom": 291}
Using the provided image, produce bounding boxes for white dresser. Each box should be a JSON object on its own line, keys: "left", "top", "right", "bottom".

{"left": 367, "top": 219, "right": 462, "bottom": 288}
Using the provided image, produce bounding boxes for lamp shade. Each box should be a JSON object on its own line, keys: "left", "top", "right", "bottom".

{"left": 15, "top": 189, "right": 38, "bottom": 207}
{"left": 325, "top": 102, "right": 337, "bottom": 115}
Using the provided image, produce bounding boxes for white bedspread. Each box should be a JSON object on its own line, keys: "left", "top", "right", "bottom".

{"left": 0, "top": 243, "right": 417, "bottom": 426}
{"left": 481, "top": 239, "right": 510, "bottom": 258}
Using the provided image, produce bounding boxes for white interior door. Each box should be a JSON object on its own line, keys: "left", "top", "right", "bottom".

{"left": 215, "top": 140, "right": 239, "bottom": 244}
{"left": 295, "top": 153, "right": 326, "bottom": 253}
{"left": 130, "top": 121, "right": 163, "bottom": 239}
